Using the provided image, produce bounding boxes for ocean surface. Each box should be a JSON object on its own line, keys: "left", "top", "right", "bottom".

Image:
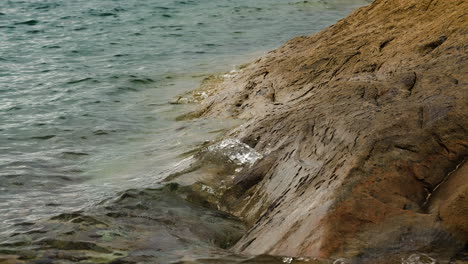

{"left": 0, "top": 0, "right": 370, "bottom": 262}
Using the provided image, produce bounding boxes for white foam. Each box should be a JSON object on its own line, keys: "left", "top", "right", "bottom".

{"left": 208, "top": 138, "right": 262, "bottom": 166}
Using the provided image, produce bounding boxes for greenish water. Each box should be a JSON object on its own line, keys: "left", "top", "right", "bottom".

{"left": 0, "top": 0, "right": 372, "bottom": 262}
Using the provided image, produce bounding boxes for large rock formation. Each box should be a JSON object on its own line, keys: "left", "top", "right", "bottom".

{"left": 195, "top": 0, "right": 468, "bottom": 262}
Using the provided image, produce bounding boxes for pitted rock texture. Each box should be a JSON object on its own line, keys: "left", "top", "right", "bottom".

{"left": 196, "top": 0, "right": 468, "bottom": 262}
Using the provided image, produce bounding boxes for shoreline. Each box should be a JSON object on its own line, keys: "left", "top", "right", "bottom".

{"left": 1, "top": 0, "right": 466, "bottom": 263}
{"left": 174, "top": 0, "right": 468, "bottom": 262}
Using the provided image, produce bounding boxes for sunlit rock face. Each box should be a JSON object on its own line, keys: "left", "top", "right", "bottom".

{"left": 195, "top": 0, "right": 468, "bottom": 262}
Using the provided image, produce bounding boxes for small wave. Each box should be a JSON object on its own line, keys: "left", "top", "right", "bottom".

{"left": 62, "top": 151, "right": 89, "bottom": 156}
{"left": 113, "top": 54, "right": 130, "bottom": 57}
{"left": 14, "top": 20, "right": 39, "bottom": 25}
{"left": 6, "top": 106, "right": 22, "bottom": 111}
{"left": 33, "top": 3, "right": 60, "bottom": 10}
{"left": 93, "top": 130, "right": 110, "bottom": 135}
{"left": 96, "top": 12, "right": 116, "bottom": 17}
{"left": 113, "top": 7, "right": 126, "bottom": 12}
{"left": 0, "top": 173, "right": 76, "bottom": 190}
{"left": 154, "top": 6, "right": 171, "bottom": 10}
{"left": 116, "top": 86, "right": 138, "bottom": 92}
{"left": 86, "top": 9, "right": 117, "bottom": 17}
{"left": 73, "top": 27, "right": 87, "bottom": 31}
{"left": 177, "top": 1, "right": 196, "bottom": 5}
{"left": 31, "top": 135, "right": 56, "bottom": 140}
{"left": 203, "top": 43, "right": 221, "bottom": 47}
{"left": 150, "top": 25, "right": 184, "bottom": 29}
{"left": 164, "top": 33, "right": 183, "bottom": 37}
{"left": 26, "top": 30, "right": 44, "bottom": 34}
{"left": 45, "top": 175, "right": 75, "bottom": 182}
{"left": 12, "top": 222, "right": 35, "bottom": 227}
{"left": 66, "top": 77, "right": 93, "bottom": 84}
{"left": 129, "top": 78, "right": 155, "bottom": 84}
{"left": 183, "top": 50, "right": 205, "bottom": 54}
{"left": 43, "top": 45, "right": 61, "bottom": 49}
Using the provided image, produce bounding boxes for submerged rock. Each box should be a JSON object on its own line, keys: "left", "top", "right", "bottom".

{"left": 0, "top": 186, "right": 246, "bottom": 263}
{"left": 193, "top": 0, "right": 468, "bottom": 262}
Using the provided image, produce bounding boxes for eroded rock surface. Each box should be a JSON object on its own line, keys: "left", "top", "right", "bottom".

{"left": 194, "top": 0, "right": 468, "bottom": 262}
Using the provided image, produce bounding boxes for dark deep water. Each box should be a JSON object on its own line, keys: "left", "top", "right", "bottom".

{"left": 0, "top": 0, "right": 371, "bottom": 263}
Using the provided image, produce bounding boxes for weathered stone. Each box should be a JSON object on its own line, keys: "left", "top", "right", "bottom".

{"left": 193, "top": 0, "right": 468, "bottom": 261}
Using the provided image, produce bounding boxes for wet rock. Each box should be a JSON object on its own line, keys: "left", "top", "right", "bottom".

{"left": 193, "top": 0, "right": 468, "bottom": 261}
{"left": 171, "top": 74, "right": 226, "bottom": 105}
{"left": 0, "top": 186, "right": 246, "bottom": 263}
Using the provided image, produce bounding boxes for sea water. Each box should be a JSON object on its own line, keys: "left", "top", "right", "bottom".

{"left": 0, "top": 0, "right": 369, "bottom": 262}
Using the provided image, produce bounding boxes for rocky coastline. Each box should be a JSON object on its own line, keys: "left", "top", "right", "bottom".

{"left": 1, "top": 0, "right": 466, "bottom": 263}
{"left": 188, "top": 0, "right": 468, "bottom": 262}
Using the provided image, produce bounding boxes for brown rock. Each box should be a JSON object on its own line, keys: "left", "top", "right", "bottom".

{"left": 428, "top": 162, "right": 468, "bottom": 243}
{"left": 195, "top": 0, "right": 468, "bottom": 261}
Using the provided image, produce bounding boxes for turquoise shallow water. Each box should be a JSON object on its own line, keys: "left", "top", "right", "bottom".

{"left": 0, "top": 0, "right": 369, "bottom": 254}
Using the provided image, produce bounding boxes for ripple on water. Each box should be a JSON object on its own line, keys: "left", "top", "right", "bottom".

{"left": 14, "top": 20, "right": 39, "bottom": 25}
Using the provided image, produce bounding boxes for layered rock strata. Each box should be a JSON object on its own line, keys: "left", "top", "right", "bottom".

{"left": 194, "top": 0, "right": 468, "bottom": 262}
